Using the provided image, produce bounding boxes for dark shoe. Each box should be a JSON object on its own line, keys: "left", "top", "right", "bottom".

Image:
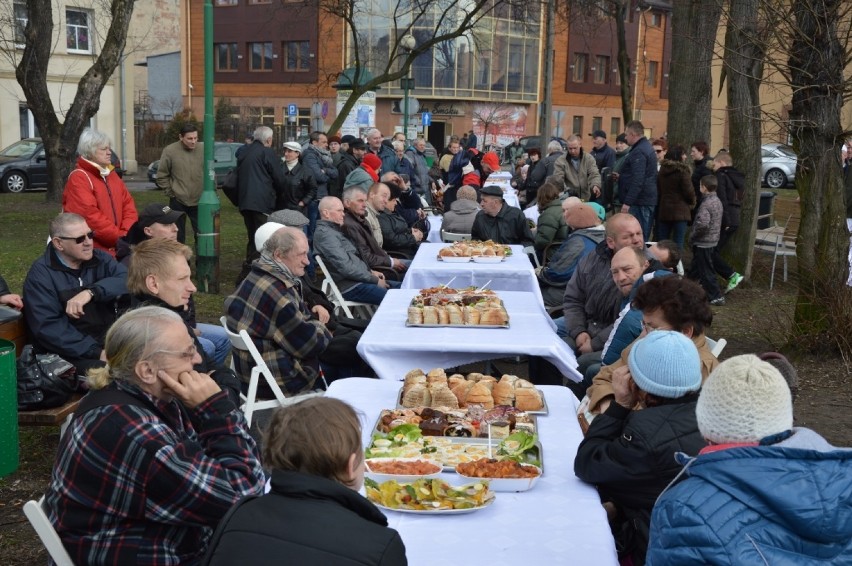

{"left": 710, "top": 297, "right": 726, "bottom": 306}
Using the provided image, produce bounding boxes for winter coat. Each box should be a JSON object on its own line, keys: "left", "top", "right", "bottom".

{"left": 523, "top": 159, "right": 546, "bottom": 203}
{"left": 690, "top": 157, "right": 713, "bottom": 203}
{"left": 301, "top": 144, "right": 338, "bottom": 199}
{"left": 647, "top": 429, "right": 852, "bottom": 566}
{"left": 534, "top": 198, "right": 569, "bottom": 253}
{"left": 277, "top": 161, "right": 317, "bottom": 212}
{"left": 377, "top": 209, "right": 419, "bottom": 256}
{"left": 540, "top": 151, "right": 563, "bottom": 180}
{"left": 547, "top": 150, "right": 602, "bottom": 201}
{"left": 715, "top": 165, "right": 746, "bottom": 228}
{"left": 539, "top": 226, "right": 605, "bottom": 287}
{"left": 471, "top": 204, "right": 535, "bottom": 247}
{"left": 372, "top": 142, "right": 397, "bottom": 177}
{"left": 562, "top": 241, "right": 622, "bottom": 349}
{"left": 335, "top": 152, "right": 360, "bottom": 198}
{"left": 691, "top": 193, "right": 723, "bottom": 247}
{"left": 656, "top": 160, "right": 696, "bottom": 222}
{"left": 341, "top": 210, "right": 392, "bottom": 269}
{"left": 23, "top": 246, "right": 127, "bottom": 363}
{"left": 62, "top": 156, "right": 138, "bottom": 256}
{"left": 591, "top": 143, "right": 616, "bottom": 173}
{"left": 236, "top": 140, "right": 287, "bottom": 214}
{"left": 441, "top": 199, "right": 479, "bottom": 234}
{"left": 405, "top": 147, "right": 431, "bottom": 197}
{"left": 313, "top": 219, "right": 379, "bottom": 292}
{"left": 619, "top": 137, "right": 658, "bottom": 206}
{"left": 205, "top": 470, "right": 407, "bottom": 566}
{"left": 575, "top": 395, "right": 706, "bottom": 563}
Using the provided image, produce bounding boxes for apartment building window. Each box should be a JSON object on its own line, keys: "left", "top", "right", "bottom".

{"left": 592, "top": 116, "right": 603, "bottom": 133}
{"left": 215, "top": 43, "right": 239, "bottom": 71}
{"left": 250, "top": 42, "right": 273, "bottom": 71}
{"left": 572, "top": 53, "right": 588, "bottom": 83}
{"left": 650, "top": 13, "right": 662, "bottom": 27}
{"left": 647, "top": 61, "right": 659, "bottom": 87}
{"left": 594, "top": 55, "right": 609, "bottom": 84}
{"left": 610, "top": 117, "right": 621, "bottom": 137}
{"left": 19, "top": 104, "right": 39, "bottom": 138}
{"left": 249, "top": 0, "right": 271, "bottom": 3}
{"left": 285, "top": 41, "right": 310, "bottom": 72}
{"left": 572, "top": 116, "right": 584, "bottom": 137}
{"left": 248, "top": 106, "right": 275, "bottom": 126}
{"left": 14, "top": 1, "right": 27, "bottom": 47}
{"left": 66, "top": 9, "right": 91, "bottom": 54}
{"left": 214, "top": 0, "right": 238, "bottom": 6}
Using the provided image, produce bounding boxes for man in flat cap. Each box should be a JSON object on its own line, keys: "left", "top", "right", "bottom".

{"left": 471, "top": 185, "right": 534, "bottom": 246}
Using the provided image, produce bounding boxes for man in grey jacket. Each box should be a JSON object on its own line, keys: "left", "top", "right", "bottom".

{"left": 547, "top": 135, "right": 602, "bottom": 201}
{"left": 405, "top": 137, "right": 433, "bottom": 205}
{"left": 313, "top": 197, "right": 389, "bottom": 305}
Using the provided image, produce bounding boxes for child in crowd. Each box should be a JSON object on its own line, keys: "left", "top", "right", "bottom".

{"left": 204, "top": 397, "right": 407, "bottom": 565}
{"left": 689, "top": 175, "right": 725, "bottom": 305}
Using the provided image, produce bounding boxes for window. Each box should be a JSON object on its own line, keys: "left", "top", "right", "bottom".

{"left": 13, "top": 1, "right": 27, "bottom": 47}
{"left": 594, "top": 55, "right": 609, "bottom": 84}
{"left": 19, "top": 104, "right": 39, "bottom": 138}
{"left": 285, "top": 41, "right": 310, "bottom": 72}
{"left": 647, "top": 61, "right": 659, "bottom": 87}
{"left": 249, "top": 0, "right": 271, "bottom": 3}
{"left": 572, "top": 53, "right": 588, "bottom": 83}
{"left": 592, "top": 116, "right": 603, "bottom": 133}
{"left": 247, "top": 106, "right": 275, "bottom": 126}
{"left": 66, "top": 9, "right": 91, "bottom": 53}
{"left": 572, "top": 116, "right": 584, "bottom": 138}
{"left": 610, "top": 117, "right": 621, "bottom": 137}
{"left": 249, "top": 42, "right": 273, "bottom": 71}
{"left": 215, "top": 43, "right": 239, "bottom": 71}
{"left": 650, "top": 13, "right": 662, "bottom": 27}
{"left": 214, "top": 0, "right": 238, "bottom": 5}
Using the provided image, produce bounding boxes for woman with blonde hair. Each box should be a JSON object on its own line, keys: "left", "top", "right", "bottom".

{"left": 205, "top": 397, "right": 408, "bottom": 565}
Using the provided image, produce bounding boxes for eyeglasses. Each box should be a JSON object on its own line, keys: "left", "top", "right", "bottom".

{"left": 155, "top": 344, "right": 198, "bottom": 360}
{"left": 640, "top": 319, "right": 671, "bottom": 333}
{"left": 56, "top": 231, "right": 95, "bottom": 244}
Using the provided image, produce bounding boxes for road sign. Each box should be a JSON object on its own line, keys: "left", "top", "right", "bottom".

{"left": 321, "top": 101, "right": 329, "bottom": 119}
{"left": 422, "top": 111, "right": 432, "bottom": 126}
{"left": 287, "top": 104, "right": 297, "bottom": 116}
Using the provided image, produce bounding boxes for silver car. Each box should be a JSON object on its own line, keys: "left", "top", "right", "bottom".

{"left": 761, "top": 143, "right": 797, "bottom": 188}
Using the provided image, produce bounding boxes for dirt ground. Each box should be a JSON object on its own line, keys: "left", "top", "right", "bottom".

{"left": 0, "top": 253, "right": 850, "bottom": 564}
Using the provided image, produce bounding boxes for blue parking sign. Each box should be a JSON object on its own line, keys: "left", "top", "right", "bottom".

{"left": 288, "top": 104, "right": 297, "bottom": 116}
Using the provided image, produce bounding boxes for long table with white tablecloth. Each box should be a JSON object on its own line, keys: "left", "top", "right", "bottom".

{"left": 327, "top": 378, "right": 618, "bottom": 566}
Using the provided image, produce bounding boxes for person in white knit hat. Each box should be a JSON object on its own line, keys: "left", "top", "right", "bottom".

{"left": 574, "top": 330, "right": 706, "bottom": 564}
{"left": 647, "top": 354, "right": 852, "bottom": 565}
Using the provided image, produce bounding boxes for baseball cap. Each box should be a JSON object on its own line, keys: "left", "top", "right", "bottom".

{"left": 139, "top": 203, "right": 184, "bottom": 228}
{"left": 589, "top": 129, "right": 607, "bottom": 139}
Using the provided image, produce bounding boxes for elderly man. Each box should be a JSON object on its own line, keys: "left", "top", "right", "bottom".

{"left": 313, "top": 197, "right": 390, "bottom": 305}
{"left": 226, "top": 227, "right": 334, "bottom": 394}
{"left": 406, "top": 137, "right": 432, "bottom": 205}
{"left": 236, "top": 125, "right": 287, "bottom": 282}
{"left": 589, "top": 129, "right": 616, "bottom": 175}
{"left": 341, "top": 186, "right": 407, "bottom": 272}
{"left": 618, "top": 120, "right": 658, "bottom": 239}
{"left": 364, "top": 127, "right": 396, "bottom": 174}
{"left": 442, "top": 185, "right": 480, "bottom": 234}
{"left": 378, "top": 183, "right": 424, "bottom": 257}
{"left": 44, "top": 306, "right": 264, "bottom": 565}
{"left": 470, "top": 185, "right": 534, "bottom": 246}
{"left": 24, "top": 212, "right": 128, "bottom": 375}
{"left": 365, "top": 182, "right": 389, "bottom": 246}
{"left": 300, "top": 131, "right": 338, "bottom": 237}
{"left": 278, "top": 141, "right": 317, "bottom": 215}
{"left": 547, "top": 135, "right": 602, "bottom": 201}
{"left": 155, "top": 124, "right": 203, "bottom": 243}
{"left": 336, "top": 138, "right": 366, "bottom": 197}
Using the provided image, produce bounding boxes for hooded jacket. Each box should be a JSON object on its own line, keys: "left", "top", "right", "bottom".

{"left": 715, "top": 165, "right": 746, "bottom": 228}
{"left": 656, "top": 160, "right": 696, "bottom": 222}
{"left": 539, "top": 226, "right": 606, "bottom": 287}
{"left": 441, "top": 199, "right": 479, "bottom": 234}
{"left": 647, "top": 429, "right": 852, "bottom": 565}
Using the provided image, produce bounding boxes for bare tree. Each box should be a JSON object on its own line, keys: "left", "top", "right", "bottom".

{"left": 12, "top": 0, "right": 135, "bottom": 202}
{"left": 471, "top": 102, "right": 515, "bottom": 149}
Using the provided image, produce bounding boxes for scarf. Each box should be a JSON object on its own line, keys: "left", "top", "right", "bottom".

{"left": 259, "top": 253, "right": 302, "bottom": 297}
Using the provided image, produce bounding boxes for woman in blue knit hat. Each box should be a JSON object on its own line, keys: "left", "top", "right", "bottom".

{"left": 573, "top": 330, "right": 706, "bottom": 565}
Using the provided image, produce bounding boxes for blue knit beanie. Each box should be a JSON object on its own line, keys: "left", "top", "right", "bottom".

{"left": 627, "top": 330, "right": 701, "bottom": 398}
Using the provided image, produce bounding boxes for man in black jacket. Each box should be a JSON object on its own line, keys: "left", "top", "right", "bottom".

{"left": 236, "top": 125, "right": 288, "bottom": 283}
{"left": 278, "top": 142, "right": 317, "bottom": 214}
{"left": 341, "top": 186, "right": 407, "bottom": 274}
{"left": 336, "top": 139, "right": 366, "bottom": 198}
{"left": 471, "top": 185, "right": 534, "bottom": 246}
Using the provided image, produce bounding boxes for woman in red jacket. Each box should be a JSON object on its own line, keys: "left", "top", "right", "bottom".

{"left": 62, "top": 128, "right": 137, "bottom": 257}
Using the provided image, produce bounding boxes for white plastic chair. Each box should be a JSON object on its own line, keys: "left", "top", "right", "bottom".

{"left": 314, "top": 255, "right": 376, "bottom": 319}
{"left": 754, "top": 218, "right": 796, "bottom": 290}
{"left": 23, "top": 497, "right": 74, "bottom": 566}
{"left": 524, "top": 245, "right": 541, "bottom": 268}
{"left": 705, "top": 337, "right": 728, "bottom": 358}
{"left": 440, "top": 230, "right": 471, "bottom": 243}
{"left": 219, "top": 317, "right": 323, "bottom": 427}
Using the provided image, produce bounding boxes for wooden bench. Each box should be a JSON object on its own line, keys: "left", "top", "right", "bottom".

{"left": 18, "top": 394, "right": 82, "bottom": 427}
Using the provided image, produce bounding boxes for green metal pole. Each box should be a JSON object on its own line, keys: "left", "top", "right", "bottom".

{"left": 403, "top": 76, "right": 409, "bottom": 139}
{"left": 197, "top": 0, "right": 220, "bottom": 293}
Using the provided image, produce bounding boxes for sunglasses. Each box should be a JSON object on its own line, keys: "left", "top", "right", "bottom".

{"left": 57, "top": 231, "right": 95, "bottom": 244}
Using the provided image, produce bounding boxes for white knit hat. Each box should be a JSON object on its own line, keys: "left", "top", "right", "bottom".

{"left": 696, "top": 354, "right": 793, "bottom": 444}
{"left": 627, "top": 330, "right": 702, "bottom": 398}
{"left": 254, "top": 222, "right": 286, "bottom": 252}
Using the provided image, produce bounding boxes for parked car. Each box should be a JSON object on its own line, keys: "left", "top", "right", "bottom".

{"left": 761, "top": 143, "right": 797, "bottom": 188}
{"left": 0, "top": 138, "right": 48, "bottom": 193}
{"left": 148, "top": 142, "right": 244, "bottom": 186}
{"left": 518, "top": 135, "right": 568, "bottom": 154}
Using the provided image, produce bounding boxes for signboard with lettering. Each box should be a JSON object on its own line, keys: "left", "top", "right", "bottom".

{"left": 336, "top": 90, "right": 376, "bottom": 137}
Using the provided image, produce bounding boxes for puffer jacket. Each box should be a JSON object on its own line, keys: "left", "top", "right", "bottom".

{"left": 313, "top": 219, "right": 378, "bottom": 292}
{"left": 691, "top": 193, "right": 723, "bottom": 247}
{"left": 656, "top": 160, "right": 695, "bottom": 222}
{"left": 562, "top": 241, "right": 622, "bottom": 349}
{"left": 277, "top": 161, "right": 317, "bottom": 212}
{"left": 647, "top": 428, "right": 852, "bottom": 565}
{"left": 441, "top": 199, "right": 479, "bottom": 234}
{"left": 405, "top": 147, "right": 431, "bottom": 198}
{"left": 534, "top": 198, "right": 569, "bottom": 253}
{"left": 377, "top": 209, "right": 418, "bottom": 256}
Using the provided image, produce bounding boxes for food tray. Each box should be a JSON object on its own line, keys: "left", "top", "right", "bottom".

{"left": 376, "top": 406, "right": 538, "bottom": 437}
{"left": 373, "top": 497, "right": 495, "bottom": 515}
{"left": 453, "top": 464, "right": 542, "bottom": 492}
{"left": 436, "top": 255, "right": 507, "bottom": 262}
{"left": 405, "top": 321, "right": 509, "bottom": 328}
{"left": 395, "top": 386, "right": 549, "bottom": 416}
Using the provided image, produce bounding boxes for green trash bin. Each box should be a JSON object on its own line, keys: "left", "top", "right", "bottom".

{"left": 0, "top": 339, "right": 18, "bottom": 477}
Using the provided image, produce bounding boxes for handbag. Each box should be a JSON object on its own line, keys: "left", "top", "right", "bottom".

{"left": 16, "top": 345, "right": 78, "bottom": 411}
{"left": 222, "top": 167, "right": 240, "bottom": 207}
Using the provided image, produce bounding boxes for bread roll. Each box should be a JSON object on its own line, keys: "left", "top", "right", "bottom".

{"left": 407, "top": 306, "right": 424, "bottom": 325}
{"left": 465, "top": 382, "right": 495, "bottom": 409}
{"left": 402, "top": 384, "right": 431, "bottom": 408}
{"left": 437, "top": 306, "right": 450, "bottom": 325}
{"left": 499, "top": 374, "right": 519, "bottom": 387}
{"left": 405, "top": 368, "right": 426, "bottom": 380}
{"left": 479, "top": 307, "right": 508, "bottom": 326}
{"left": 427, "top": 368, "right": 447, "bottom": 379}
{"left": 466, "top": 372, "right": 485, "bottom": 382}
{"left": 429, "top": 384, "right": 459, "bottom": 409}
{"left": 447, "top": 303, "right": 464, "bottom": 325}
{"left": 422, "top": 306, "right": 439, "bottom": 325}
{"left": 515, "top": 387, "right": 543, "bottom": 411}
{"left": 463, "top": 306, "right": 481, "bottom": 325}
{"left": 451, "top": 381, "right": 475, "bottom": 405}
{"left": 439, "top": 247, "right": 458, "bottom": 257}
{"left": 448, "top": 375, "right": 466, "bottom": 390}
{"left": 492, "top": 381, "right": 515, "bottom": 407}
{"left": 515, "top": 378, "right": 536, "bottom": 389}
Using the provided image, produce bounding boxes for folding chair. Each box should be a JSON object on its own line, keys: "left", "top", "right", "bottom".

{"left": 23, "top": 496, "right": 74, "bottom": 566}
{"left": 754, "top": 223, "right": 796, "bottom": 290}
{"left": 524, "top": 245, "right": 541, "bottom": 268}
{"left": 314, "top": 255, "right": 376, "bottom": 319}
{"left": 219, "top": 317, "right": 323, "bottom": 427}
{"left": 440, "top": 230, "right": 471, "bottom": 243}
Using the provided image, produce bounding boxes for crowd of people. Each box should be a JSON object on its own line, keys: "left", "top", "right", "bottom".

{"left": 3, "top": 123, "right": 849, "bottom": 566}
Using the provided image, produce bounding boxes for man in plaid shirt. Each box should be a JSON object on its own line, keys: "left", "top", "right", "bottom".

{"left": 44, "top": 306, "right": 265, "bottom": 565}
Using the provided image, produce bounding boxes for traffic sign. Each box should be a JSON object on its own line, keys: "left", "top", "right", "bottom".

{"left": 287, "top": 104, "right": 297, "bottom": 116}
{"left": 421, "top": 111, "right": 432, "bottom": 126}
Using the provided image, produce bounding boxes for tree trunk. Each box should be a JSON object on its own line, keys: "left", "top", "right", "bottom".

{"left": 666, "top": 0, "right": 722, "bottom": 150}
{"left": 614, "top": 0, "right": 633, "bottom": 124}
{"left": 788, "top": 0, "right": 849, "bottom": 334}
{"left": 722, "top": 0, "right": 765, "bottom": 279}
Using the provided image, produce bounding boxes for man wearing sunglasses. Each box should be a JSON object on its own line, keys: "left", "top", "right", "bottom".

{"left": 23, "top": 212, "right": 129, "bottom": 375}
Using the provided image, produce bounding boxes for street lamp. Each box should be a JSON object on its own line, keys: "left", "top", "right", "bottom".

{"left": 400, "top": 34, "right": 416, "bottom": 140}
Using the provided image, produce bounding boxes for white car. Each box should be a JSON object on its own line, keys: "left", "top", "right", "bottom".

{"left": 761, "top": 143, "right": 797, "bottom": 188}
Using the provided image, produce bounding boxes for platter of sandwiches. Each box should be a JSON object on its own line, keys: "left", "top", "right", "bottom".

{"left": 437, "top": 240, "right": 512, "bottom": 262}
{"left": 406, "top": 287, "right": 509, "bottom": 327}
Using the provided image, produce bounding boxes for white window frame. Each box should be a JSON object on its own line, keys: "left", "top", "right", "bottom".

{"left": 66, "top": 8, "right": 92, "bottom": 54}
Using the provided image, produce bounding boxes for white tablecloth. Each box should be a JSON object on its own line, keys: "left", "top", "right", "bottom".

{"left": 356, "top": 289, "right": 580, "bottom": 381}
{"left": 327, "top": 378, "right": 617, "bottom": 566}
{"left": 401, "top": 243, "right": 544, "bottom": 305}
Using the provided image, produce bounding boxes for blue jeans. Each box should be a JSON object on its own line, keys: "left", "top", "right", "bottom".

{"left": 553, "top": 316, "right": 568, "bottom": 339}
{"left": 654, "top": 220, "right": 687, "bottom": 249}
{"left": 629, "top": 205, "right": 656, "bottom": 241}
{"left": 342, "top": 282, "right": 388, "bottom": 305}
{"left": 197, "top": 323, "right": 231, "bottom": 367}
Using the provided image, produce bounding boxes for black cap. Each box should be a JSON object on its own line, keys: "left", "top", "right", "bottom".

{"left": 139, "top": 203, "right": 184, "bottom": 228}
{"left": 350, "top": 139, "right": 367, "bottom": 150}
{"left": 616, "top": 133, "right": 628, "bottom": 144}
{"left": 589, "top": 129, "right": 607, "bottom": 139}
{"left": 480, "top": 185, "right": 504, "bottom": 198}
{"left": 340, "top": 135, "right": 359, "bottom": 144}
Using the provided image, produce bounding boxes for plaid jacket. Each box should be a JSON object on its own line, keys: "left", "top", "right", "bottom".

{"left": 44, "top": 381, "right": 265, "bottom": 565}
{"left": 225, "top": 260, "right": 332, "bottom": 394}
